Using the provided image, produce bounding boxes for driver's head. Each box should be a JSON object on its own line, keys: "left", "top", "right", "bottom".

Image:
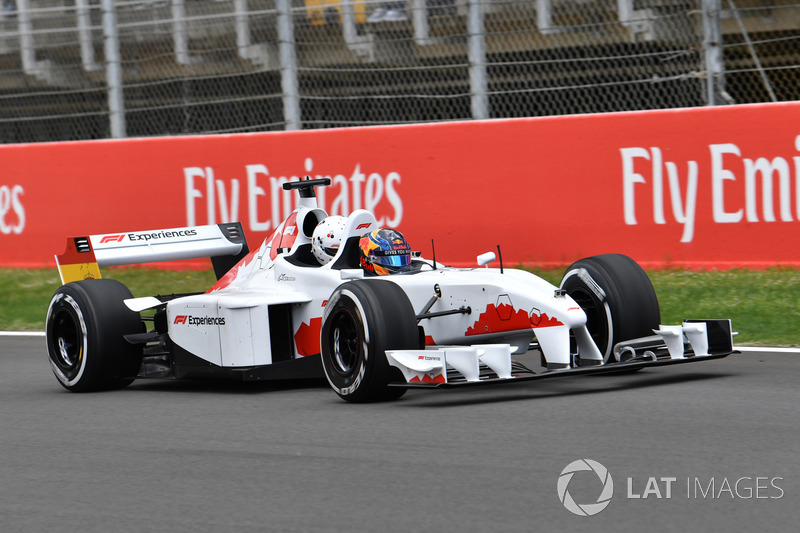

{"left": 311, "top": 216, "right": 347, "bottom": 265}
{"left": 359, "top": 228, "right": 413, "bottom": 276}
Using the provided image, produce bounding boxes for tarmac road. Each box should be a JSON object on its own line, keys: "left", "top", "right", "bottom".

{"left": 1, "top": 335, "right": 797, "bottom": 533}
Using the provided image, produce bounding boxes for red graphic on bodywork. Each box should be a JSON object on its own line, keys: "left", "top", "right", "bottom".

{"left": 206, "top": 245, "right": 258, "bottom": 294}
{"left": 529, "top": 311, "right": 564, "bottom": 328}
{"left": 409, "top": 373, "right": 446, "bottom": 384}
{"left": 278, "top": 213, "right": 299, "bottom": 250}
{"left": 207, "top": 248, "right": 258, "bottom": 293}
{"left": 465, "top": 304, "right": 563, "bottom": 336}
{"left": 294, "top": 317, "right": 322, "bottom": 357}
{"left": 267, "top": 228, "right": 283, "bottom": 261}
{"left": 268, "top": 212, "right": 299, "bottom": 260}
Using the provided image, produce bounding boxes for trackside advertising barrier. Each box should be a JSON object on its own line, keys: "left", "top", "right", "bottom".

{"left": 1, "top": 101, "right": 799, "bottom": 269}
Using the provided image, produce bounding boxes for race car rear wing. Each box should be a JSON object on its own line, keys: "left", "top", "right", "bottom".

{"left": 55, "top": 222, "right": 249, "bottom": 284}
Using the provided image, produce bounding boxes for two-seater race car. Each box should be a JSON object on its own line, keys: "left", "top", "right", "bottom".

{"left": 46, "top": 179, "right": 735, "bottom": 402}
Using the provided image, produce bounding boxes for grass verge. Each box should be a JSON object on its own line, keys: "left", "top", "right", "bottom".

{"left": 1, "top": 267, "right": 797, "bottom": 346}
{"left": 0, "top": 268, "right": 217, "bottom": 332}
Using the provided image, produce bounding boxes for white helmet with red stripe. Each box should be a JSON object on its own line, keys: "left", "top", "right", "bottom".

{"left": 311, "top": 216, "right": 347, "bottom": 265}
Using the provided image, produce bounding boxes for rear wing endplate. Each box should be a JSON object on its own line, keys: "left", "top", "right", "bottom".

{"left": 55, "top": 222, "right": 249, "bottom": 284}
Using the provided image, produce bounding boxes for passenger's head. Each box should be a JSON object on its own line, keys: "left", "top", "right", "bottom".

{"left": 311, "top": 216, "right": 347, "bottom": 265}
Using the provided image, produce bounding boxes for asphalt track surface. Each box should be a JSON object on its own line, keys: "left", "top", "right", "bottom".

{"left": 1, "top": 336, "right": 797, "bottom": 533}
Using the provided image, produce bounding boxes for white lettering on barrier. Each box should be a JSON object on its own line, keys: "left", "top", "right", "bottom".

{"left": 185, "top": 166, "right": 243, "bottom": 228}
{"left": 184, "top": 158, "right": 403, "bottom": 232}
{"left": 184, "top": 167, "right": 205, "bottom": 227}
{"left": 621, "top": 146, "right": 650, "bottom": 226}
{"left": 384, "top": 172, "right": 403, "bottom": 226}
{"left": 745, "top": 157, "right": 792, "bottom": 222}
{"left": 622, "top": 134, "right": 800, "bottom": 242}
{"left": 710, "top": 143, "right": 743, "bottom": 224}
{"left": 0, "top": 185, "right": 25, "bottom": 235}
{"left": 621, "top": 147, "right": 698, "bottom": 242}
{"left": 217, "top": 174, "right": 240, "bottom": 226}
{"left": 247, "top": 164, "right": 269, "bottom": 232}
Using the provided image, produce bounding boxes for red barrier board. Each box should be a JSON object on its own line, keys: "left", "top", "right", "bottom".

{"left": 2, "top": 101, "right": 799, "bottom": 269}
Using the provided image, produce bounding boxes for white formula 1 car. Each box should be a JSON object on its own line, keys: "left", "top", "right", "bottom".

{"left": 46, "top": 179, "right": 734, "bottom": 402}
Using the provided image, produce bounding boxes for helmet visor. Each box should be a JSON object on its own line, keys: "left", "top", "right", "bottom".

{"left": 373, "top": 253, "right": 412, "bottom": 269}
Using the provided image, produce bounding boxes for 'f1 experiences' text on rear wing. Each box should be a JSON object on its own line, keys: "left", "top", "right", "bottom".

{"left": 54, "top": 223, "right": 249, "bottom": 284}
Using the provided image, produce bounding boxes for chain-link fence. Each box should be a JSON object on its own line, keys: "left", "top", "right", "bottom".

{"left": 0, "top": 0, "right": 797, "bottom": 143}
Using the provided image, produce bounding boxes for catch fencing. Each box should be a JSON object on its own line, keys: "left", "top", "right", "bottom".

{"left": 0, "top": 0, "right": 797, "bottom": 142}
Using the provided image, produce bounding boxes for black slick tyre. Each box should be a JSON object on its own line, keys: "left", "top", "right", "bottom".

{"left": 46, "top": 279, "right": 144, "bottom": 392}
{"left": 560, "top": 254, "right": 660, "bottom": 363}
{"left": 320, "top": 279, "right": 419, "bottom": 403}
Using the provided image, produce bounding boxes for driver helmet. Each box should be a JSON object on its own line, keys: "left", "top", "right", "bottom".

{"left": 311, "top": 216, "right": 347, "bottom": 265}
{"left": 359, "top": 228, "right": 413, "bottom": 276}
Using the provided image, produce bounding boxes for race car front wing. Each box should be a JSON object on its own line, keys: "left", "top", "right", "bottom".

{"left": 386, "top": 319, "right": 735, "bottom": 389}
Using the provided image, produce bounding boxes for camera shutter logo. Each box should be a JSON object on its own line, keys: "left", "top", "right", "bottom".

{"left": 557, "top": 459, "right": 614, "bottom": 516}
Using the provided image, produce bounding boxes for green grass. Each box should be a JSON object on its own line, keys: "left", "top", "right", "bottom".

{"left": 649, "top": 269, "right": 800, "bottom": 346}
{"left": 2, "top": 267, "right": 798, "bottom": 346}
{"left": 0, "top": 268, "right": 217, "bottom": 332}
{"left": 528, "top": 267, "right": 800, "bottom": 346}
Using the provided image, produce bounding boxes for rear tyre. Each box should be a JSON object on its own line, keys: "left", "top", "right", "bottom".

{"left": 320, "top": 280, "right": 419, "bottom": 403}
{"left": 46, "top": 279, "right": 144, "bottom": 392}
{"left": 560, "top": 254, "right": 660, "bottom": 363}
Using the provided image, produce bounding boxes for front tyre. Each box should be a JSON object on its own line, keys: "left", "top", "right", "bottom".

{"left": 560, "top": 254, "right": 660, "bottom": 363}
{"left": 46, "top": 279, "right": 144, "bottom": 392}
{"left": 320, "top": 280, "right": 419, "bottom": 403}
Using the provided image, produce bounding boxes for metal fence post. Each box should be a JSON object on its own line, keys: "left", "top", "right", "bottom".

{"left": 17, "top": 0, "right": 37, "bottom": 75}
{"left": 235, "top": 0, "right": 251, "bottom": 60}
{"left": 411, "top": 0, "right": 431, "bottom": 45}
{"left": 172, "top": 0, "right": 191, "bottom": 65}
{"left": 701, "top": 0, "right": 725, "bottom": 106}
{"left": 537, "top": 0, "right": 552, "bottom": 33}
{"left": 468, "top": 0, "right": 488, "bottom": 120}
{"left": 617, "top": 0, "right": 633, "bottom": 22}
{"left": 103, "top": 0, "right": 127, "bottom": 139}
{"left": 76, "top": 0, "right": 100, "bottom": 71}
{"left": 277, "top": 0, "right": 301, "bottom": 130}
{"left": 102, "top": 0, "right": 126, "bottom": 138}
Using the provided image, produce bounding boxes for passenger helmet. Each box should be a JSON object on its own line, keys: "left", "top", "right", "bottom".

{"left": 311, "top": 216, "right": 347, "bottom": 265}
{"left": 359, "top": 228, "right": 413, "bottom": 276}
